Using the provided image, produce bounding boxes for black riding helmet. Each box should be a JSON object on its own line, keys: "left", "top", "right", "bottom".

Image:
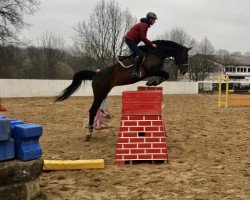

{"left": 146, "top": 12, "right": 157, "bottom": 19}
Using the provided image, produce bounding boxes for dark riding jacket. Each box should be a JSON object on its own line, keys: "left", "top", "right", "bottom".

{"left": 125, "top": 18, "right": 153, "bottom": 46}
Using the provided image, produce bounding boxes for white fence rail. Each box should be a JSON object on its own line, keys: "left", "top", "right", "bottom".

{"left": 0, "top": 79, "right": 198, "bottom": 98}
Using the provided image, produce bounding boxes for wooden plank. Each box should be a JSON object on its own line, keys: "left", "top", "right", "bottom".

{"left": 230, "top": 94, "right": 250, "bottom": 100}
{"left": 229, "top": 99, "right": 250, "bottom": 106}
{"left": 229, "top": 90, "right": 250, "bottom": 93}
{"left": 43, "top": 159, "right": 105, "bottom": 170}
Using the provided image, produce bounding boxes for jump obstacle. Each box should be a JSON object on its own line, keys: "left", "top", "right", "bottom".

{"left": 218, "top": 76, "right": 250, "bottom": 107}
{"left": 43, "top": 159, "right": 105, "bottom": 170}
{"left": 0, "top": 97, "right": 7, "bottom": 112}
{"left": 0, "top": 115, "right": 104, "bottom": 170}
{"left": 115, "top": 86, "right": 168, "bottom": 165}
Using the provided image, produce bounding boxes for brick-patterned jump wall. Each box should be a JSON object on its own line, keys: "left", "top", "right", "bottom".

{"left": 115, "top": 87, "right": 168, "bottom": 165}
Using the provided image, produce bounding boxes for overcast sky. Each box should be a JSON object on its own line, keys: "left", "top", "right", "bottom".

{"left": 21, "top": 0, "right": 250, "bottom": 54}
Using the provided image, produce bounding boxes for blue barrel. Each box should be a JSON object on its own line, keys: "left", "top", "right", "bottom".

{"left": 12, "top": 123, "right": 43, "bottom": 161}
{"left": 0, "top": 139, "right": 14, "bottom": 161}
{"left": 10, "top": 120, "right": 25, "bottom": 137}
{"left": 0, "top": 118, "right": 10, "bottom": 141}
{"left": 0, "top": 118, "right": 14, "bottom": 161}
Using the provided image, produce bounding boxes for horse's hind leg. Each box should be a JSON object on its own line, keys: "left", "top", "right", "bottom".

{"left": 86, "top": 98, "right": 104, "bottom": 141}
{"left": 86, "top": 88, "right": 111, "bottom": 141}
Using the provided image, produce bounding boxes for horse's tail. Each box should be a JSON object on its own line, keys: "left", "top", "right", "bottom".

{"left": 55, "top": 70, "right": 96, "bottom": 102}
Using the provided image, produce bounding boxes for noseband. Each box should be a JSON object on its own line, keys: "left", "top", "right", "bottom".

{"left": 177, "top": 63, "right": 188, "bottom": 68}
{"left": 175, "top": 51, "right": 188, "bottom": 69}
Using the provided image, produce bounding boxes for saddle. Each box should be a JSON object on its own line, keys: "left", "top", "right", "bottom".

{"left": 117, "top": 55, "right": 145, "bottom": 69}
{"left": 117, "top": 55, "right": 134, "bottom": 68}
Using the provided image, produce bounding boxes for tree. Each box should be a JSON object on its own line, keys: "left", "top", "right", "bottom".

{"left": 0, "top": 44, "right": 74, "bottom": 79}
{"left": 215, "top": 49, "right": 235, "bottom": 68}
{"left": 40, "top": 32, "right": 65, "bottom": 79}
{"left": 0, "top": 45, "right": 17, "bottom": 78}
{"left": 216, "top": 49, "right": 230, "bottom": 55}
{"left": 73, "top": 0, "right": 136, "bottom": 69}
{"left": 231, "top": 51, "right": 242, "bottom": 57}
{"left": 24, "top": 46, "right": 43, "bottom": 78}
{"left": 0, "top": 0, "right": 39, "bottom": 45}
{"left": 158, "top": 27, "right": 195, "bottom": 80}
{"left": 160, "top": 27, "right": 195, "bottom": 48}
{"left": 198, "top": 37, "right": 214, "bottom": 55}
{"left": 244, "top": 51, "right": 250, "bottom": 57}
{"left": 187, "top": 37, "right": 216, "bottom": 81}
{"left": 67, "top": 44, "right": 96, "bottom": 72}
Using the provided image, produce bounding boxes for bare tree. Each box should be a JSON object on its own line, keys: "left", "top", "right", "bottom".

{"left": 215, "top": 49, "right": 235, "bottom": 68}
{"left": 231, "top": 51, "right": 242, "bottom": 57}
{"left": 160, "top": 27, "right": 196, "bottom": 48}
{"left": 187, "top": 55, "right": 214, "bottom": 81}
{"left": 198, "top": 37, "right": 214, "bottom": 55}
{"left": 0, "top": 45, "right": 18, "bottom": 78}
{"left": 187, "top": 37, "right": 216, "bottom": 81}
{"left": 244, "top": 51, "right": 250, "bottom": 57}
{"left": 73, "top": 0, "right": 136, "bottom": 69}
{"left": 0, "top": 0, "right": 39, "bottom": 45}
{"left": 40, "top": 32, "right": 65, "bottom": 79}
{"left": 67, "top": 44, "right": 96, "bottom": 72}
{"left": 216, "top": 49, "right": 230, "bottom": 55}
{"left": 158, "top": 27, "right": 195, "bottom": 80}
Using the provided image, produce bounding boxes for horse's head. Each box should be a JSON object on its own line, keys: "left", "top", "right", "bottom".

{"left": 174, "top": 47, "right": 192, "bottom": 75}
{"left": 151, "top": 40, "right": 192, "bottom": 75}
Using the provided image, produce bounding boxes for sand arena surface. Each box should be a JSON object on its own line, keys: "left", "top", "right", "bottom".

{"left": 1, "top": 94, "right": 250, "bottom": 200}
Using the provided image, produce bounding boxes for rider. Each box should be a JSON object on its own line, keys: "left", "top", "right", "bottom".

{"left": 125, "top": 12, "right": 157, "bottom": 78}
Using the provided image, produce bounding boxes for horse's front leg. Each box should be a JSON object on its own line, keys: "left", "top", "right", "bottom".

{"left": 146, "top": 69, "right": 169, "bottom": 86}
{"left": 146, "top": 77, "right": 166, "bottom": 86}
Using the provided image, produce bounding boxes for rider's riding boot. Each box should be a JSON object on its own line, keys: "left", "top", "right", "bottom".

{"left": 130, "top": 56, "right": 141, "bottom": 78}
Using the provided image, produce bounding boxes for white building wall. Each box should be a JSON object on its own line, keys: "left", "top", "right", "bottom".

{"left": 0, "top": 79, "right": 198, "bottom": 98}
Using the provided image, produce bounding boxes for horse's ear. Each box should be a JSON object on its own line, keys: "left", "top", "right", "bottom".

{"left": 187, "top": 47, "right": 192, "bottom": 51}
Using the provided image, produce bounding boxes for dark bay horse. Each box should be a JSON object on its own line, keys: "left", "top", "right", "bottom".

{"left": 56, "top": 40, "right": 191, "bottom": 141}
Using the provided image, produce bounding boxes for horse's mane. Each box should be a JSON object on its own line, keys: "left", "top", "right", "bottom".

{"left": 139, "top": 40, "right": 186, "bottom": 53}
{"left": 155, "top": 40, "right": 185, "bottom": 49}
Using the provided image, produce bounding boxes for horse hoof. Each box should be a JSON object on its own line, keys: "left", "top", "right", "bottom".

{"left": 85, "top": 134, "right": 92, "bottom": 142}
{"left": 146, "top": 80, "right": 157, "bottom": 86}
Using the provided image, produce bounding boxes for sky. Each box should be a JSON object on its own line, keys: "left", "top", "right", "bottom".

{"left": 20, "top": 0, "right": 250, "bottom": 54}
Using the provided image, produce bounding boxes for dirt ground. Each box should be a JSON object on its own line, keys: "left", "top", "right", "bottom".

{"left": 1, "top": 94, "right": 249, "bottom": 200}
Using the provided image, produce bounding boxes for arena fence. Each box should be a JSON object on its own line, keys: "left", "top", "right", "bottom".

{"left": 0, "top": 79, "right": 198, "bottom": 98}
{"left": 218, "top": 76, "right": 250, "bottom": 107}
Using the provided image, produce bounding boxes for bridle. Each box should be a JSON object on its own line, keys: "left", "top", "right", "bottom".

{"left": 175, "top": 51, "right": 188, "bottom": 69}
{"left": 177, "top": 63, "right": 188, "bottom": 68}
{"left": 165, "top": 57, "right": 188, "bottom": 68}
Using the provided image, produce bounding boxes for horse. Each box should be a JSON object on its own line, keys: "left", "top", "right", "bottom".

{"left": 55, "top": 40, "right": 191, "bottom": 141}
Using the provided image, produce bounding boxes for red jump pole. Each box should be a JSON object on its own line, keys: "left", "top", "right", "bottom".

{"left": 0, "top": 97, "right": 7, "bottom": 112}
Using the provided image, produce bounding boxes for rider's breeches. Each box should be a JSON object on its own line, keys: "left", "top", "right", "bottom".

{"left": 125, "top": 38, "right": 144, "bottom": 63}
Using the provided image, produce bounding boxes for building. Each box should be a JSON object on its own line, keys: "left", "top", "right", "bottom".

{"left": 196, "top": 55, "right": 250, "bottom": 92}
{"left": 200, "top": 55, "right": 250, "bottom": 81}
{"left": 223, "top": 56, "right": 250, "bottom": 80}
